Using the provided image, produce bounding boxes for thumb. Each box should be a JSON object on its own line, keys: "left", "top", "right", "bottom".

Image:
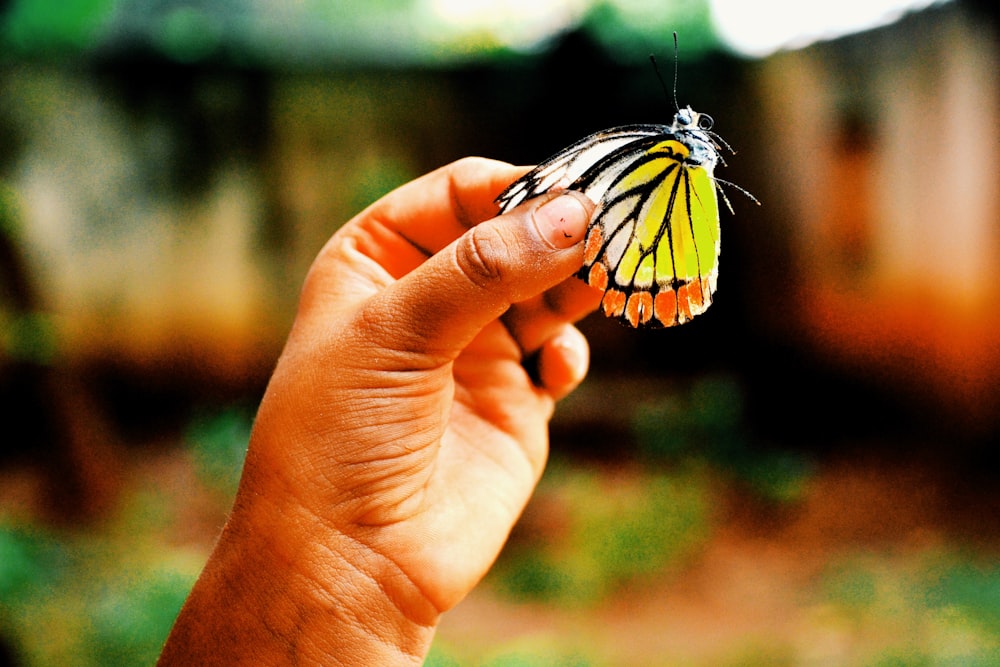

{"left": 359, "top": 191, "right": 594, "bottom": 364}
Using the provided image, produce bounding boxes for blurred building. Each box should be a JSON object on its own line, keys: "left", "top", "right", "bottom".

{"left": 738, "top": 1, "right": 999, "bottom": 433}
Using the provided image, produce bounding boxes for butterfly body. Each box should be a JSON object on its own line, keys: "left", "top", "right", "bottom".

{"left": 496, "top": 106, "right": 726, "bottom": 328}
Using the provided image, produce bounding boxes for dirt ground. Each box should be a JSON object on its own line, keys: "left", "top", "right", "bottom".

{"left": 435, "top": 452, "right": 1000, "bottom": 665}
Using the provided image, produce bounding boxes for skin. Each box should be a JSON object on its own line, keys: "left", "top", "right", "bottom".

{"left": 157, "top": 157, "right": 601, "bottom": 665}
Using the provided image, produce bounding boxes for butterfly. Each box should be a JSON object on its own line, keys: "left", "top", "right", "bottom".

{"left": 495, "top": 91, "right": 747, "bottom": 328}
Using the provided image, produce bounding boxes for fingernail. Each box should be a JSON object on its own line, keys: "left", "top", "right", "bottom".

{"left": 533, "top": 192, "right": 591, "bottom": 249}
{"left": 553, "top": 328, "right": 589, "bottom": 383}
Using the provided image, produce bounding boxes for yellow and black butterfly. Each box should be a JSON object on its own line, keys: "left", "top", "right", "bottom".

{"left": 496, "top": 64, "right": 748, "bottom": 328}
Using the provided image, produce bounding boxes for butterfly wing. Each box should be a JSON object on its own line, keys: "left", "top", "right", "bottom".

{"left": 583, "top": 138, "right": 721, "bottom": 327}
{"left": 495, "top": 125, "right": 671, "bottom": 211}
{"left": 496, "top": 125, "right": 722, "bottom": 328}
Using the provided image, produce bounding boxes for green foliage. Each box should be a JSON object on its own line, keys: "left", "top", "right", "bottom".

{"left": 154, "top": 6, "right": 222, "bottom": 63}
{"left": 83, "top": 567, "right": 192, "bottom": 666}
{"left": 0, "top": 312, "right": 58, "bottom": 364}
{"left": 186, "top": 406, "right": 252, "bottom": 499}
{"left": 0, "top": 182, "right": 19, "bottom": 238}
{"left": 0, "top": 509, "right": 198, "bottom": 667}
{"left": 0, "top": 524, "right": 66, "bottom": 607}
{"left": 633, "top": 374, "right": 813, "bottom": 503}
{"left": 924, "top": 558, "right": 1000, "bottom": 636}
{"left": 0, "top": 404, "right": 249, "bottom": 665}
{"left": 582, "top": 0, "right": 719, "bottom": 62}
{"left": 633, "top": 374, "right": 746, "bottom": 461}
{"left": 424, "top": 643, "right": 464, "bottom": 667}
{"left": 1, "top": 0, "right": 723, "bottom": 66}
{"left": 459, "top": 542, "right": 1000, "bottom": 665}
{"left": 482, "top": 650, "right": 595, "bottom": 667}
{"left": 489, "top": 464, "right": 711, "bottom": 605}
{"left": 819, "top": 551, "right": 1000, "bottom": 665}
{"left": 431, "top": 636, "right": 599, "bottom": 667}
{"left": 1, "top": 0, "right": 116, "bottom": 55}
{"left": 347, "top": 157, "right": 417, "bottom": 215}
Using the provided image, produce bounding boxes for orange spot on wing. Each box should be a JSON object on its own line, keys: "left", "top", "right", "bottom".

{"left": 602, "top": 289, "right": 626, "bottom": 317}
{"left": 588, "top": 263, "right": 609, "bottom": 291}
{"left": 677, "top": 283, "right": 694, "bottom": 323}
{"left": 688, "top": 281, "right": 706, "bottom": 308}
{"left": 655, "top": 290, "right": 679, "bottom": 327}
{"left": 584, "top": 228, "right": 603, "bottom": 265}
{"left": 626, "top": 292, "right": 654, "bottom": 327}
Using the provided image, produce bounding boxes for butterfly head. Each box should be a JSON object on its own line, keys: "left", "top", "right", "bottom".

{"left": 671, "top": 105, "right": 719, "bottom": 168}
{"left": 672, "top": 105, "right": 714, "bottom": 133}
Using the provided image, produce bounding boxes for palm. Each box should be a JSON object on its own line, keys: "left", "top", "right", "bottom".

{"left": 349, "top": 319, "right": 552, "bottom": 610}
{"left": 257, "top": 281, "right": 559, "bottom": 613}
{"left": 250, "top": 158, "right": 595, "bottom": 614}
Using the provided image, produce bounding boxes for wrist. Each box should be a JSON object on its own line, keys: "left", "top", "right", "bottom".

{"left": 159, "top": 479, "right": 438, "bottom": 666}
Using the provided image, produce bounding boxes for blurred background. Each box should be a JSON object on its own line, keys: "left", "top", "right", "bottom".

{"left": 1, "top": 0, "right": 998, "bottom": 664}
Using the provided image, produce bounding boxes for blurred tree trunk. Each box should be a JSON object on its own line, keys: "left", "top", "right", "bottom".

{"left": 0, "top": 189, "right": 118, "bottom": 523}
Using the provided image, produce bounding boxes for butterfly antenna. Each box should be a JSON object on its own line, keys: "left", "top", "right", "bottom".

{"left": 650, "top": 33, "right": 683, "bottom": 114}
{"left": 672, "top": 31, "right": 681, "bottom": 112}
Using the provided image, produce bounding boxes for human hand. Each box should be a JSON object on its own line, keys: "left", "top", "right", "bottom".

{"left": 158, "top": 158, "right": 599, "bottom": 665}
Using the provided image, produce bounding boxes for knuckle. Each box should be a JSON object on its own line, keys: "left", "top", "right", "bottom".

{"left": 455, "top": 224, "right": 514, "bottom": 289}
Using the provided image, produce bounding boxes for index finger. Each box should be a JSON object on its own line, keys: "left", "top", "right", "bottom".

{"left": 343, "top": 158, "right": 529, "bottom": 279}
